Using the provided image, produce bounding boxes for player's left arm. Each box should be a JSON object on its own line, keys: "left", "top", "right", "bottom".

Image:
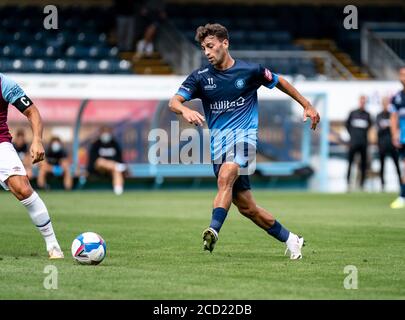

{"left": 1, "top": 74, "right": 45, "bottom": 164}
{"left": 23, "top": 105, "right": 45, "bottom": 164}
{"left": 275, "top": 76, "right": 320, "bottom": 130}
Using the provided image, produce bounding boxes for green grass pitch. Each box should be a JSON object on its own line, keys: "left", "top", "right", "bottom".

{"left": 0, "top": 190, "right": 404, "bottom": 299}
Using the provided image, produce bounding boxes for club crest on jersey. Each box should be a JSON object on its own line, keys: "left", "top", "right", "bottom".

{"left": 235, "top": 78, "right": 245, "bottom": 89}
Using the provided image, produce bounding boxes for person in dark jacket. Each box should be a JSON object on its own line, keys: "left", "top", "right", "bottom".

{"left": 88, "top": 126, "right": 127, "bottom": 195}
{"left": 376, "top": 96, "right": 401, "bottom": 191}
{"left": 37, "top": 136, "right": 72, "bottom": 190}
{"left": 346, "top": 95, "right": 372, "bottom": 190}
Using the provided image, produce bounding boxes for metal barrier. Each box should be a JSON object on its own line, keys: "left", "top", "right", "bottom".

{"left": 361, "top": 22, "right": 405, "bottom": 79}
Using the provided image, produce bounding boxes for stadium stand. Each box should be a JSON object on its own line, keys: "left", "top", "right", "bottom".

{"left": 167, "top": 3, "right": 405, "bottom": 79}
{"left": 0, "top": 5, "right": 132, "bottom": 74}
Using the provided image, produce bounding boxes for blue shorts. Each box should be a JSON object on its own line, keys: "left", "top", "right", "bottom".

{"left": 213, "top": 162, "right": 251, "bottom": 198}
{"left": 212, "top": 143, "right": 255, "bottom": 198}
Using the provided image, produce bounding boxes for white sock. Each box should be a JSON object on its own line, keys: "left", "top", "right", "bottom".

{"left": 114, "top": 185, "right": 124, "bottom": 195}
{"left": 286, "top": 232, "right": 297, "bottom": 245}
{"left": 20, "top": 192, "right": 59, "bottom": 251}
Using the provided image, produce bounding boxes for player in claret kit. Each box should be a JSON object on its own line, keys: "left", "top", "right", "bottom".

{"left": 169, "top": 24, "right": 320, "bottom": 260}
{"left": 0, "top": 73, "right": 64, "bottom": 259}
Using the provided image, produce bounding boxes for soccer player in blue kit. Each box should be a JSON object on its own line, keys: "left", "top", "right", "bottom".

{"left": 390, "top": 66, "right": 405, "bottom": 209}
{"left": 169, "top": 24, "right": 320, "bottom": 259}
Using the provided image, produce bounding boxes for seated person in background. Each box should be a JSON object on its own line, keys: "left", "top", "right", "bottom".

{"left": 12, "top": 129, "right": 33, "bottom": 179}
{"left": 88, "top": 126, "right": 127, "bottom": 195}
{"left": 37, "top": 136, "right": 73, "bottom": 190}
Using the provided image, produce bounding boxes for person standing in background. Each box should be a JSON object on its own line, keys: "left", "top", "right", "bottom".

{"left": 376, "top": 96, "right": 401, "bottom": 192}
{"left": 346, "top": 95, "right": 372, "bottom": 191}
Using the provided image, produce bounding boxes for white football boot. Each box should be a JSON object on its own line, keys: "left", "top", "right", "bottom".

{"left": 284, "top": 234, "right": 304, "bottom": 260}
{"left": 48, "top": 244, "right": 64, "bottom": 259}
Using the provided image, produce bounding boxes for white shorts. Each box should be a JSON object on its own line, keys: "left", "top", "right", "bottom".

{"left": 0, "top": 142, "right": 27, "bottom": 191}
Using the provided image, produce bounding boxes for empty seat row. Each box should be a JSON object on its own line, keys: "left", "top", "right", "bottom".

{"left": 0, "top": 44, "right": 118, "bottom": 59}
{"left": 0, "top": 31, "right": 108, "bottom": 46}
{"left": 0, "top": 58, "right": 132, "bottom": 74}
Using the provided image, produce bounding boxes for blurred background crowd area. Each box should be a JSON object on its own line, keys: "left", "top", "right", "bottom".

{"left": 0, "top": 0, "right": 403, "bottom": 79}
{"left": 2, "top": 0, "right": 405, "bottom": 192}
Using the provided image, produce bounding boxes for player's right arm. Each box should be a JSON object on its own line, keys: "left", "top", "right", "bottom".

{"left": 169, "top": 71, "right": 205, "bottom": 127}
{"left": 390, "top": 111, "right": 400, "bottom": 148}
{"left": 169, "top": 95, "right": 205, "bottom": 126}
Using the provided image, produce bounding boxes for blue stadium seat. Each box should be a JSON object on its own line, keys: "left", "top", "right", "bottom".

{"left": 0, "top": 32, "right": 14, "bottom": 45}
{"left": 32, "top": 59, "right": 46, "bottom": 73}
{"left": 234, "top": 19, "right": 256, "bottom": 30}
{"left": 13, "top": 31, "right": 32, "bottom": 44}
{"left": 53, "top": 59, "right": 68, "bottom": 73}
{"left": 66, "top": 46, "right": 91, "bottom": 58}
{"left": 10, "top": 59, "right": 31, "bottom": 73}
{"left": 229, "top": 30, "right": 247, "bottom": 43}
{"left": 256, "top": 20, "right": 278, "bottom": 31}
{"left": 44, "top": 46, "right": 62, "bottom": 58}
{"left": 115, "top": 60, "right": 132, "bottom": 74}
{"left": 97, "top": 59, "right": 114, "bottom": 73}
{"left": 23, "top": 45, "right": 46, "bottom": 58}
{"left": 0, "top": 59, "right": 14, "bottom": 72}
{"left": 247, "top": 31, "right": 268, "bottom": 43}
{"left": 267, "top": 31, "right": 291, "bottom": 43}
{"left": 76, "top": 59, "right": 91, "bottom": 73}
{"left": 1, "top": 45, "right": 24, "bottom": 58}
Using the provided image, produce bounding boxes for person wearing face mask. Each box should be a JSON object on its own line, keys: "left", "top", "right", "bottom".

{"left": 87, "top": 126, "right": 127, "bottom": 195}
{"left": 37, "top": 136, "right": 73, "bottom": 190}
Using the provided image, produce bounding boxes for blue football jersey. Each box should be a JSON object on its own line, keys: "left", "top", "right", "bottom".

{"left": 176, "top": 59, "right": 279, "bottom": 159}
{"left": 390, "top": 90, "right": 405, "bottom": 143}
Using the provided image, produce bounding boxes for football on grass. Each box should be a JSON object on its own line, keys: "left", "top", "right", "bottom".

{"left": 71, "top": 232, "right": 106, "bottom": 265}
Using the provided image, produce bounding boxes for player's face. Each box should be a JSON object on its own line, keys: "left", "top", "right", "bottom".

{"left": 399, "top": 68, "right": 405, "bottom": 88}
{"left": 359, "top": 95, "right": 366, "bottom": 109}
{"left": 200, "top": 35, "right": 228, "bottom": 66}
{"left": 382, "top": 97, "right": 390, "bottom": 111}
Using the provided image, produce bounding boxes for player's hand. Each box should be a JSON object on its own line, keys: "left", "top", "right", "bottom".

{"left": 303, "top": 104, "right": 320, "bottom": 130}
{"left": 30, "top": 139, "right": 45, "bottom": 164}
{"left": 392, "top": 135, "right": 401, "bottom": 149}
{"left": 182, "top": 108, "right": 205, "bottom": 126}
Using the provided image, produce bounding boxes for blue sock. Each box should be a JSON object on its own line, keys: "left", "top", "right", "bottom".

{"left": 401, "top": 184, "right": 405, "bottom": 198}
{"left": 267, "top": 220, "right": 290, "bottom": 242}
{"left": 209, "top": 207, "right": 228, "bottom": 233}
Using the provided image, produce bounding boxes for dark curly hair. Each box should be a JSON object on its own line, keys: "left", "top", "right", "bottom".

{"left": 195, "top": 23, "right": 229, "bottom": 43}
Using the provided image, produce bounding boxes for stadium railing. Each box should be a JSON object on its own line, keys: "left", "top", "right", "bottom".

{"left": 361, "top": 22, "right": 405, "bottom": 79}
